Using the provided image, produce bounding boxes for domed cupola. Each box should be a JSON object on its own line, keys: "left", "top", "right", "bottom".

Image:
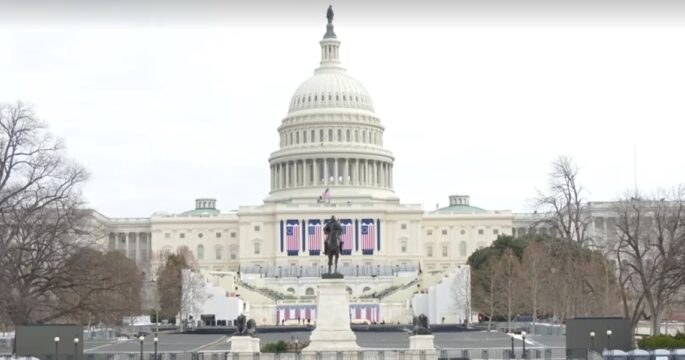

{"left": 265, "top": 7, "right": 398, "bottom": 204}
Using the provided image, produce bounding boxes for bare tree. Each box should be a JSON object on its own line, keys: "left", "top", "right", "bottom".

{"left": 496, "top": 248, "right": 524, "bottom": 332}
{"left": 180, "top": 268, "right": 209, "bottom": 330}
{"left": 613, "top": 188, "right": 685, "bottom": 335}
{"left": 534, "top": 156, "right": 592, "bottom": 245}
{"left": 521, "top": 241, "right": 548, "bottom": 332}
{"left": 471, "top": 256, "right": 499, "bottom": 330}
{"left": 450, "top": 266, "right": 471, "bottom": 326}
{"left": 0, "top": 102, "right": 93, "bottom": 326}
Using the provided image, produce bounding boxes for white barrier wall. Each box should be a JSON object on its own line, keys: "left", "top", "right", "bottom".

{"left": 411, "top": 266, "right": 471, "bottom": 324}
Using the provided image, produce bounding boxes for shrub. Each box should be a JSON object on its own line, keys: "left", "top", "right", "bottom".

{"left": 261, "top": 340, "right": 288, "bottom": 353}
{"left": 638, "top": 332, "right": 685, "bottom": 349}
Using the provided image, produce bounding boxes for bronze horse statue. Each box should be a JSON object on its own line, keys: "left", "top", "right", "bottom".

{"left": 323, "top": 215, "right": 343, "bottom": 275}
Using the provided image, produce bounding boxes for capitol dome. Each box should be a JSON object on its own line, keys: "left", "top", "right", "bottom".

{"left": 288, "top": 71, "right": 375, "bottom": 113}
{"left": 265, "top": 9, "right": 398, "bottom": 204}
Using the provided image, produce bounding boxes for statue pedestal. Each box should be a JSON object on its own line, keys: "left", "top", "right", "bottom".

{"left": 409, "top": 335, "right": 437, "bottom": 360}
{"left": 409, "top": 334, "right": 435, "bottom": 350}
{"left": 228, "top": 336, "right": 261, "bottom": 353}
{"left": 303, "top": 279, "right": 359, "bottom": 352}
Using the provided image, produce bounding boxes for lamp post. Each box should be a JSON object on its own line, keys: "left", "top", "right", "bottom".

{"left": 295, "top": 338, "right": 299, "bottom": 353}
{"left": 606, "top": 329, "right": 612, "bottom": 350}
{"left": 510, "top": 333, "right": 515, "bottom": 358}
{"left": 590, "top": 331, "right": 595, "bottom": 354}
{"left": 154, "top": 336, "right": 159, "bottom": 360}
{"left": 522, "top": 331, "right": 527, "bottom": 359}
{"left": 54, "top": 336, "right": 60, "bottom": 360}
{"left": 139, "top": 335, "right": 145, "bottom": 360}
{"left": 73, "top": 337, "right": 79, "bottom": 360}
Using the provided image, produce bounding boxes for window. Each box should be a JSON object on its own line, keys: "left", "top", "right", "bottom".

{"left": 493, "top": 229, "right": 499, "bottom": 235}
{"left": 427, "top": 230, "right": 433, "bottom": 236}
{"left": 478, "top": 229, "right": 484, "bottom": 235}
{"left": 328, "top": 129, "right": 333, "bottom": 141}
{"left": 401, "top": 241, "right": 407, "bottom": 253}
{"left": 311, "top": 130, "right": 315, "bottom": 142}
{"left": 355, "top": 130, "right": 359, "bottom": 142}
{"left": 254, "top": 242, "right": 261, "bottom": 255}
{"left": 230, "top": 248, "right": 237, "bottom": 260}
{"left": 320, "top": 129, "right": 324, "bottom": 141}
{"left": 231, "top": 232, "right": 236, "bottom": 238}
{"left": 346, "top": 129, "right": 351, "bottom": 142}
{"left": 180, "top": 233, "right": 186, "bottom": 239}
{"left": 254, "top": 225, "right": 260, "bottom": 231}
{"left": 460, "top": 241, "right": 467, "bottom": 256}
{"left": 427, "top": 246, "right": 433, "bottom": 257}
{"left": 289, "top": 133, "right": 293, "bottom": 145}
{"left": 303, "top": 131, "right": 307, "bottom": 143}
{"left": 216, "top": 232, "right": 222, "bottom": 238}
{"left": 460, "top": 229, "right": 466, "bottom": 235}
{"left": 337, "top": 129, "right": 341, "bottom": 141}
{"left": 198, "top": 233, "right": 204, "bottom": 238}
{"left": 165, "top": 233, "right": 170, "bottom": 239}
{"left": 442, "top": 245, "right": 448, "bottom": 257}
{"left": 197, "top": 244, "right": 205, "bottom": 260}
{"left": 442, "top": 229, "right": 447, "bottom": 235}
{"left": 215, "top": 246, "right": 223, "bottom": 260}
{"left": 296, "top": 132, "right": 299, "bottom": 144}
{"left": 305, "top": 287, "right": 315, "bottom": 296}
{"left": 401, "top": 224, "right": 407, "bottom": 230}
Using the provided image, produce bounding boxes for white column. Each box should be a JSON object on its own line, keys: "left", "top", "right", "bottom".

{"left": 343, "top": 158, "right": 349, "bottom": 185}
{"left": 334, "top": 158, "right": 339, "bottom": 185}
{"left": 389, "top": 164, "right": 393, "bottom": 188}
{"left": 324, "top": 159, "right": 329, "bottom": 186}
{"left": 372, "top": 161, "right": 377, "bottom": 187}
{"left": 303, "top": 160, "right": 309, "bottom": 186}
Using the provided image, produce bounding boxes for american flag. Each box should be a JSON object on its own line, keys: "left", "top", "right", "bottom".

{"left": 361, "top": 219, "right": 375, "bottom": 255}
{"left": 286, "top": 220, "right": 300, "bottom": 256}
{"left": 308, "top": 220, "right": 322, "bottom": 255}
{"left": 322, "top": 187, "right": 331, "bottom": 202}
{"left": 341, "top": 219, "right": 353, "bottom": 254}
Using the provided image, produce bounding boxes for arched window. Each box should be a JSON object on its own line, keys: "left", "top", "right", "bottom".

{"left": 287, "top": 287, "right": 295, "bottom": 294}
{"left": 459, "top": 241, "right": 467, "bottom": 256}
{"left": 355, "top": 130, "right": 359, "bottom": 142}
{"left": 362, "top": 131, "right": 366, "bottom": 143}
{"left": 303, "top": 131, "right": 307, "bottom": 143}
{"left": 296, "top": 132, "right": 299, "bottom": 144}
{"left": 289, "top": 132, "right": 293, "bottom": 145}
{"left": 305, "top": 287, "right": 315, "bottom": 296}
{"left": 337, "top": 129, "right": 342, "bottom": 141}
{"left": 328, "top": 129, "right": 333, "bottom": 141}
{"left": 346, "top": 287, "right": 353, "bottom": 295}
{"left": 197, "top": 244, "right": 205, "bottom": 260}
{"left": 346, "top": 129, "right": 351, "bottom": 142}
{"left": 363, "top": 287, "right": 371, "bottom": 293}
{"left": 311, "top": 130, "right": 315, "bottom": 142}
{"left": 319, "top": 129, "right": 324, "bottom": 142}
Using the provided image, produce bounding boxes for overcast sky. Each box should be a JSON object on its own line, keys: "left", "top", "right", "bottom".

{"left": 1, "top": 0, "right": 684, "bottom": 217}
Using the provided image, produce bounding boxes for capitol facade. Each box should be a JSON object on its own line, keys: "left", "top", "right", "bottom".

{"left": 94, "top": 14, "right": 518, "bottom": 325}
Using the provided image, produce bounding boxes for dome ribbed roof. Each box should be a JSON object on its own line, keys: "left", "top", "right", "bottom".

{"left": 288, "top": 70, "right": 375, "bottom": 113}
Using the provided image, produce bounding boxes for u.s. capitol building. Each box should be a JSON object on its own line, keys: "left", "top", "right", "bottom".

{"left": 94, "top": 13, "right": 515, "bottom": 325}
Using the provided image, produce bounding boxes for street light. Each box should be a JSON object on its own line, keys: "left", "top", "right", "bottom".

{"left": 54, "top": 336, "right": 60, "bottom": 360}
{"left": 139, "top": 335, "right": 145, "bottom": 360}
{"left": 589, "top": 331, "right": 595, "bottom": 353}
{"left": 606, "top": 329, "right": 612, "bottom": 350}
{"left": 295, "top": 338, "right": 299, "bottom": 353}
{"left": 73, "top": 337, "right": 79, "bottom": 360}
{"left": 154, "top": 336, "right": 159, "bottom": 360}
{"left": 522, "top": 331, "right": 527, "bottom": 358}
{"left": 510, "top": 333, "right": 515, "bottom": 358}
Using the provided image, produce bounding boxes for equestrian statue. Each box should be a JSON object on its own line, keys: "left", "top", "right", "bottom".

{"left": 323, "top": 215, "right": 343, "bottom": 277}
